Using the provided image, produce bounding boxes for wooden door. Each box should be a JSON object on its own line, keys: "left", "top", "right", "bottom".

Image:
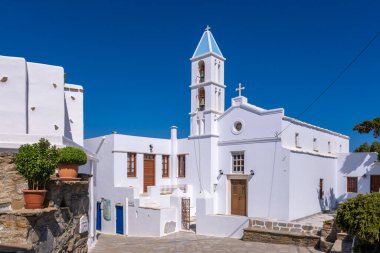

{"left": 231, "top": 179, "right": 247, "bottom": 216}
{"left": 143, "top": 154, "right": 155, "bottom": 192}
{"left": 370, "top": 175, "right": 380, "bottom": 193}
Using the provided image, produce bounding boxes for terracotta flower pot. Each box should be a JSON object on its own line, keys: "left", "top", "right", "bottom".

{"left": 58, "top": 164, "right": 79, "bottom": 179}
{"left": 22, "top": 189, "right": 47, "bottom": 209}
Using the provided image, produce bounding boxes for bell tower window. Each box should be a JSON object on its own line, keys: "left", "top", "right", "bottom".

{"left": 198, "top": 60, "right": 205, "bottom": 83}
{"left": 198, "top": 88, "right": 205, "bottom": 111}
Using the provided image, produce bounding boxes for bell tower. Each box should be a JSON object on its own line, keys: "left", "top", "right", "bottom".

{"left": 189, "top": 26, "right": 226, "bottom": 137}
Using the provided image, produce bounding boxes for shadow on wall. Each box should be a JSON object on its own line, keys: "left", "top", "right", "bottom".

{"left": 340, "top": 153, "right": 374, "bottom": 175}
{"left": 64, "top": 99, "right": 72, "bottom": 140}
{"left": 319, "top": 188, "right": 337, "bottom": 211}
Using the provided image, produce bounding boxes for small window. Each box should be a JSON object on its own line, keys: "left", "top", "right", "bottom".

{"left": 319, "top": 178, "right": 324, "bottom": 199}
{"left": 198, "top": 61, "right": 205, "bottom": 83}
{"left": 328, "top": 141, "right": 331, "bottom": 153}
{"left": 127, "top": 153, "right": 136, "bottom": 177}
{"left": 295, "top": 133, "right": 300, "bottom": 148}
{"left": 347, "top": 177, "right": 358, "bottom": 193}
{"left": 198, "top": 88, "right": 205, "bottom": 111}
{"left": 313, "top": 138, "right": 318, "bottom": 152}
{"left": 162, "top": 155, "right": 169, "bottom": 178}
{"left": 178, "top": 155, "right": 186, "bottom": 178}
{"left": 232, "top": 152, "right": 244, "bottom": 173}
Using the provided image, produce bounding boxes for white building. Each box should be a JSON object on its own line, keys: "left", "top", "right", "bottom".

{"left": 85, "top": 27, "right": 380, "bottom": 238}
{"left": 0, "top": 55, "right": 98, "bottom": 245}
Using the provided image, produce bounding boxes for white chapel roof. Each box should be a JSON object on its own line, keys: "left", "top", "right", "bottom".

{"left": 192, "top": 26, "right": 223, "bottom": 58}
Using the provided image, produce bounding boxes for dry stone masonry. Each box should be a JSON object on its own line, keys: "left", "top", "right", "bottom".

{"left": 0, "top": 152, "right": 90, "bottom": 253}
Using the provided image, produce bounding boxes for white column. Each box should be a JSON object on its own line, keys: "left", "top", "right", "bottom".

{"left": 170, "top": 126, "right": 178, "bottom": 185}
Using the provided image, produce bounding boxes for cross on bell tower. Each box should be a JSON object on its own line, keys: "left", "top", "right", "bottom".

{"left": 235, "top": 83, "right": 245, "bottom": 97}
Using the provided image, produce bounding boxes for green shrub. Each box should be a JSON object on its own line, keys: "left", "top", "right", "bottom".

{"left": 336, "top": 193, "right": 380, "bottom": 247}
{"left": 58, "top": 147, "right": 87, "bottom": 165}
{"left": 15, "top": 138, "right": 59, "bottom": 190}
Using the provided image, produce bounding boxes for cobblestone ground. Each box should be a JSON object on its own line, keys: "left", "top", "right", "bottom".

{"left": 90, "top": 232, "right": 322, "bottom": 253}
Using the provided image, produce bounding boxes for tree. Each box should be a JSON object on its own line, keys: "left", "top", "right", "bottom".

{"left": 354, "top": 143, "right": 370, "bottom": 152}
{"left": 370, "top": 142, "right": 380, "bottom": 160}
{"left": 353, "top": 118, "right": 380, "bottom": 161}
{"left": 353, "top": 117, "right": 380, "bottom": 139}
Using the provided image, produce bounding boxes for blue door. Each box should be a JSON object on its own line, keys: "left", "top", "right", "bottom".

{"left": 96, "top": 201, "right": 101, "bottom": 230}
{"left": 116, "top": 205, "right": 124, "bottom": 234}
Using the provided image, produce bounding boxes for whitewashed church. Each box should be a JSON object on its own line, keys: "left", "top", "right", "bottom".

{"left": 0, "top": 27, "right": 379, "bottom": 241}
{"left": 84, "top": 27, "right": 380, "bottom": 238}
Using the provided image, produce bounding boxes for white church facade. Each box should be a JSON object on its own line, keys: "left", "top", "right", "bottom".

{"left": 84, "top": 28, "right": 380, "bottom": 238}
{"left": 0, "top": 27, "right": 379, "bottom": 241}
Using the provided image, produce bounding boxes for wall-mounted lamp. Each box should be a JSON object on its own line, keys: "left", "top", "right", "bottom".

{"left": 1, "top": 76, "right": 8, "bottom": 82}
{"left": 362, "top": 174, "right": 367, "bottom": 178}
{"left": 149, "top": 144, "right": 153, "bottom": 153}
{"left": 250, "top": 170, "right": 255, "bottom": 176}
{"left": 219, "top": 169, "right": 223, "bottom": 175}
{"left": 52, "top": 83, "right": 57, "bottom": 88}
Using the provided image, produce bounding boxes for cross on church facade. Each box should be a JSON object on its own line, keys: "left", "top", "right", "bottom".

{"left": 205, "top": 25, "right": 211, "bottom": 31}
{"left": 235, "top": 83, "right": 245, "bottom": 97}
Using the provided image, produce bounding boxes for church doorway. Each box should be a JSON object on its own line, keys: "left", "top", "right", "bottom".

{"left": 231, "top": 179, "right": 247, "bottom": 216}
{"left": 370, "top": 175, "right": 380, "bottom": 193}
{"left": 143, "top": 154, "right": 155, "bottom": 192}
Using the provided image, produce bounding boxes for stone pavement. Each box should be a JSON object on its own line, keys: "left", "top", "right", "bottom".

{"left": 292, "top": 212, "right": 336, "bottom": 228}
{"left": 90, "top": 231, "right": 322, "bottom": 253}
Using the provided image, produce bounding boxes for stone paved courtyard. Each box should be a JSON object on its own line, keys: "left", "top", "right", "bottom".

{"left": 90, "top": 231, "right": 322, "bottom": 253}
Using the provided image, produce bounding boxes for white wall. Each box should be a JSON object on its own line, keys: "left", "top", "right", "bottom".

{"left": 196, "top": 193, "right": 249, "bottom": 238}
{"left": 64, "top": 84, "right": 84, "bottom": 145}
{"left": 288, "top": 151, "right": 337, "bottom": 221}
{"left": 27, "top": 62, "right": 65, "bottom": 136}
{"left": 281, "top": 118, "right": 349, "bottom": 155}
{"left": 127, "top": 206, "right": 177, "bottom": 237}
{"left": 337, "top": 152, "right": 380, "bottom": 202}
{"left": 113, "top": 134, "right": 171, "bottom": 191}
{"left": 0, "top": 56, "right": 27, "bottom": 134}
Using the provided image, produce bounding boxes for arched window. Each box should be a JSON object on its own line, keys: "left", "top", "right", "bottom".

{"left": 198, "top": 88, "right": 205, "bottom": 111}
{"left": 198, "top": 61, "right": 205, "bottom": 83}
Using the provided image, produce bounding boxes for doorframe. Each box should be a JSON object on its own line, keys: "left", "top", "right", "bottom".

{"left": 143, "top": 154, "right": 156, "bottom": 192}
{"left": 227, "top": 174, "right": 248, "bottom": 216}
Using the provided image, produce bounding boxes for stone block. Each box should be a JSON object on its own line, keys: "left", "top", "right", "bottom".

{"left": 265, "top": 221, "right": 273, "bottom": 230}
{"left": 278, "top": 222, "right": 287, "bottom": 227}
{"left": 290, "top": 228, "right": 302, "bottom": 233}
{"left": 256, "top": 220, "right": 264, "bottom": 226}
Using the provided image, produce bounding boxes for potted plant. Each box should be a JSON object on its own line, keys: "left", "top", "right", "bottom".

{"left": 57, "top": 146, "right": 87, "bottom": 180}
{"left": 15, "top": 139, "right": 59, "bottom": 209}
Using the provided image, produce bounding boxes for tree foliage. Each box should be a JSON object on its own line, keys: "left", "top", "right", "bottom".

{"left": 15, "top": 139, "right": 59, "bottom": 190}
{"left": 354, "top": 143, "right": 371, "bottom": 152}
{"left": 336, "top": 193, "right": 380, "bottom": 247}
{"left": 58, "top": 146, "right": 87, "bottom": 165}
{"left": 353, "top": 117, "right": 380, "bottom": 139}
{"left": 370, "top": 142, "right": 380, "bottom": 161}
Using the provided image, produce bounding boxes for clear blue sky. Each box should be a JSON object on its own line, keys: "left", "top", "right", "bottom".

{"left": 1, "top": 0, "right": 379, "bottom": 150}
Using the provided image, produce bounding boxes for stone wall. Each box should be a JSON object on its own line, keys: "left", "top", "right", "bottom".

{"left": 0, "top": 152, "right": 90, "bottom": 253}
{"left": 0, "top": 153, "right": 27, "bottom": 210}
{"left": 243, "top": 228, "right": 320, "bottom": 247}
{"left": 248, "top": 218, "right": 322, "bottom": 235}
